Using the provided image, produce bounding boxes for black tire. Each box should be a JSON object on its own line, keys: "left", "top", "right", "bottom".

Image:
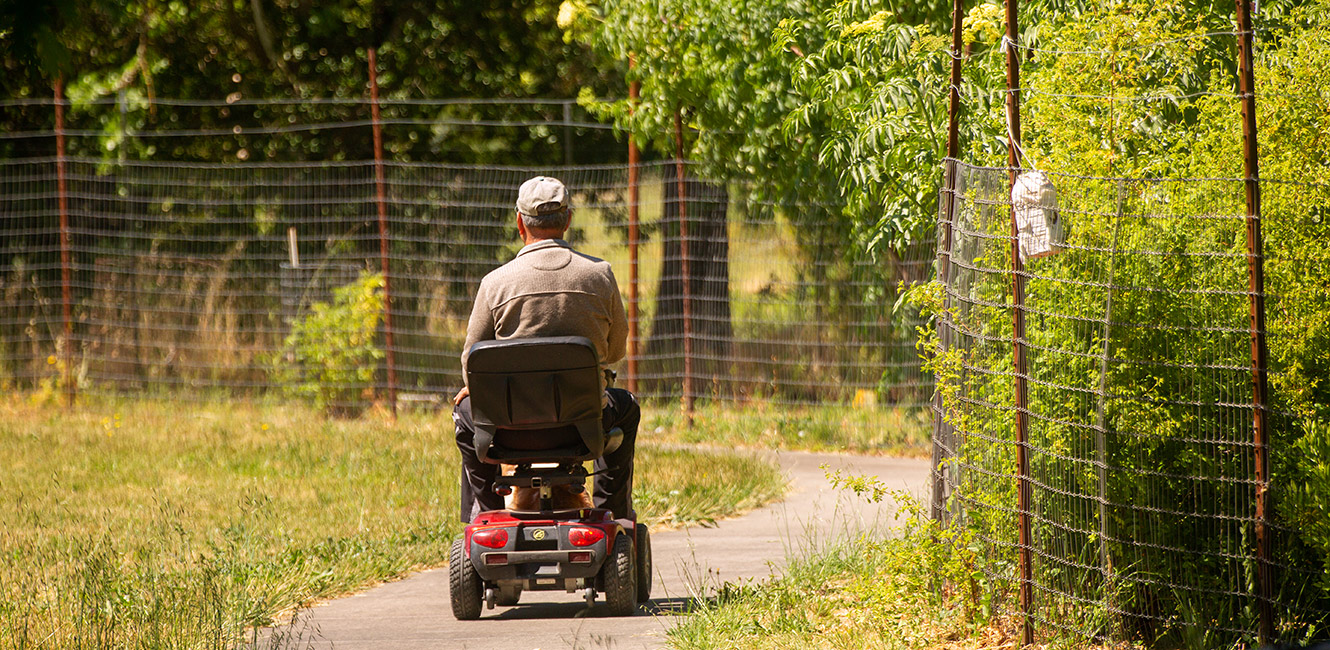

{"left": 600, "top": 532, "right": 637, "bottom": 616}
{"left": 495, "top": 585, "right": 521, "bottom": 607}
{"left": 634, "top": 524, "right": 652, "bottom": 603}
{"left": 449, "top": 538, "right": 483, "bottom": 620}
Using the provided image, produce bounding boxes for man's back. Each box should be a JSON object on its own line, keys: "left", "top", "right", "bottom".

{"left": 453, "top": 175, "right": 639, "bottom": 524}
{"left": 464, "top": 238, "right": 627, "bottom": 373}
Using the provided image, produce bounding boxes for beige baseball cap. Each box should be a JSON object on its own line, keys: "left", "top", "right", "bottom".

{"left": 515, "top": 176, "right": 569, "bottom": 217}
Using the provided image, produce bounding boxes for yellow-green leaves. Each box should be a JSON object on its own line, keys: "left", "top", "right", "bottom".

{"left": 961, "top": 3, "right": 1003, "bottom": 45}
{"left": 841, "top": 10, "right": 893, "bottom": 39}
{"left": 557, "top": 0, "right": 597, "bottom": 44}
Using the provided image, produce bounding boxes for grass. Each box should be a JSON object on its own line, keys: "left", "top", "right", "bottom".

{"left": 666, "top": 490, "right": 1020, "bottom": 650}
{"left": 641, "top": 401, "right": 932, "bottom": 457}
{"left": 0, "top": 394, "right": 786, "bottom": 649}
{"left": 633, "top": 445, "right": 786, "bottom": 528}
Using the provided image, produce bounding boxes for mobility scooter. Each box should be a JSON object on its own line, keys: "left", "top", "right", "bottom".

{"left": 449, "top": 336, "right": 652, "bottom": 619}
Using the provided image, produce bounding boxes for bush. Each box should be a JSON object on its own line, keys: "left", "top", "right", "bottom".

{"left": 274, "top": 272, "right": 385, "bottom": 416}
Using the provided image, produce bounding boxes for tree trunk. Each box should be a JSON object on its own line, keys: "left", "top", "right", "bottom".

{"left": 644, "top": 176, "right": 732, "bottom": 396}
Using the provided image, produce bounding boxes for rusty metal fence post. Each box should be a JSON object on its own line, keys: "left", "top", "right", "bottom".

{"left": 1234, "top": 0, "right": 1274, "bottom": 642}
{"left": 627, "top": 70, "right": 641, "bottom": 395}
{"left": 55, "top": 77, "right": 75, "bottom": 408}
{"left": 674, "top": 110, "right": 694, "bottom": 425}
{"left": 1003, "top": 0, "right": 1034, "bottom": 644}
{"left": 368, "top": 47, "right": 398, "bottom": 418}
{"left": 931, "top": 0, "right": 967, "bottom": 524}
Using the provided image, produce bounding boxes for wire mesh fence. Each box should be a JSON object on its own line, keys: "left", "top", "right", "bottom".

{"left": 0, "top": 97, "right": 631, "bottom": 164}
{"left": 931, "top": 160, "right": 1330, "bottom": 646}
{"left": 18, "top": 89, "right": 1330, "bottom": 645}
{"left": 0, "top": 128, "right": 934, "bottom": 433}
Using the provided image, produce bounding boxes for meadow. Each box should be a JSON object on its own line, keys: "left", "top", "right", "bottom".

{"left": 0, "top": 395, "right": 786, "bottom": 649}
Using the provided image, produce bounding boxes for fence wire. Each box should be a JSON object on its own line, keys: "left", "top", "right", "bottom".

{"left": 932, "top": 160, "right": 1330, "bottom": 646}
{"left": 0, "top": 144, "right": 933, "bottom": 432}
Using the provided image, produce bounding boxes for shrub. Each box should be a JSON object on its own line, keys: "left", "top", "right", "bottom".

{"left": 274, "top": 272, "right": 385, "bottom": 416}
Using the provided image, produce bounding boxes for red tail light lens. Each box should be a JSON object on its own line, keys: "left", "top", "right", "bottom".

{"left": 485, "top": 553, "right": 508, "bottom": 565}
{"left": 569, "top": 551, "right": 592, "bottom": 564}
{"left": 473, "top": 528, "right": 509, "bottom": 549}
{"left": 568, "top": 527, "right": 605, "bottom": 547}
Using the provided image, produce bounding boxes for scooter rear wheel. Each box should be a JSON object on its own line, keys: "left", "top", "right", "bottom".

{"left": 600, "top": 533, "right": 637, "bottom": 616}
{"left": 449, "top": 538, "right": 483, "bottom": 620}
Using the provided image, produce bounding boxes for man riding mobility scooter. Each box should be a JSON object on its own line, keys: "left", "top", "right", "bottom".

{"left": 449, "top": 336, "right": 652, "bottom": 619}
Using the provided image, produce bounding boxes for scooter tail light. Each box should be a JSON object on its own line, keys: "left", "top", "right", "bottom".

{"left": 473, "top": 528, "right": 509, "bottom": 549}
{"left": 568, "top": 526, "right": 605, "bottom": 547}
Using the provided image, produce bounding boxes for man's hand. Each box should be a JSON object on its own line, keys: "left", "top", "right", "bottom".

{"left": 453, "top": 386, "right": 469, "bottom": 406}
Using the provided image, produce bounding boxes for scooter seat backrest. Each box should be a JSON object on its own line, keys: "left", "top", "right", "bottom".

{"left": 465, "top": 336, "right": 615, "bottom": 463}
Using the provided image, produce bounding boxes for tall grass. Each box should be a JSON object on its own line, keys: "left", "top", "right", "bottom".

{"left": 0, "top": 396, "right": 785, "bottom": 649}
{"left": 2, "top": 397, "right": 456, "bottom": 649}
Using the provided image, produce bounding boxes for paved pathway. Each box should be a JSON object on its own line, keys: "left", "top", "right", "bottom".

{"left": 275, "top": 451, "right": 930, "bottom": 650}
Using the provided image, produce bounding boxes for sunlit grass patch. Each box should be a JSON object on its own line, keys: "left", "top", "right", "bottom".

{"left": 0, "top": 395, "right": 784, "bottom": 648}
{"left": 2, "top": 396, "right": 456, "bottom": 648}
{"left": 667, "top": 493, "right": 1015, "bottom": 650}
{"left": 635, "top": 445, "right": 786, "bottom": 530}
{"left": 642, "top": 400, "right": 931, "bottom": 457}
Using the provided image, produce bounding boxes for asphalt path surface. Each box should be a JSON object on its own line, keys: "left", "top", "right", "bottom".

{"left": 273, "top": 450, "right": 930, "bottom": 650}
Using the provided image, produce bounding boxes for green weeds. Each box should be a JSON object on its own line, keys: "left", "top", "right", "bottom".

{"left": 668, "top": 485, "right": 1014, "bottom": 650}
{"left": 272, "top": 271, "right": 385, "bottom": 416}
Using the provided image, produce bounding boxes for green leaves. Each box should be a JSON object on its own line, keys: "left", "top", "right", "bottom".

{"left": 782, "top": 1, "right": 1005, "bottom": 253}
{"left": 962, "top": 3, "right": 1004, "bottom": 44}
{"left": 274, "top": 272, "right": 386, "bottom": 416}
{"left": 3, "top": 0, "right": 620, "bottom": 164}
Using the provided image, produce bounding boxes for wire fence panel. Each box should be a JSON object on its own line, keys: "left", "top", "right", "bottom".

{"left": 1263, "top": 177, "right": 1330, "bottom": 644}
{"left": 933, "top": 160, "right": 1330, "bottom": 645}
{"left": 0, "top": 149, "right": 934, "bottom": 432}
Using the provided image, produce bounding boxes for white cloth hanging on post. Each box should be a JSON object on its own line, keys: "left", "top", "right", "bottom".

{"left": 1011, "top": 170, "right": 1065, "bottom": 262}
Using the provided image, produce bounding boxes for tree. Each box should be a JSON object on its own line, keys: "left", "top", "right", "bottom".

{"left": 641, "top": 176, "right": 732, "bottom": 383}
{"left": 563, "top": 0, "right": 1012, "bottom": 401}
{"left": 566, "top": 0, "right": 792, "bottom": 390}
{"left": 0, "top": 0, "right": 619, "bottom": 163}
{"left": 0, "top": 0, "right": 628, "bottom": 380}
